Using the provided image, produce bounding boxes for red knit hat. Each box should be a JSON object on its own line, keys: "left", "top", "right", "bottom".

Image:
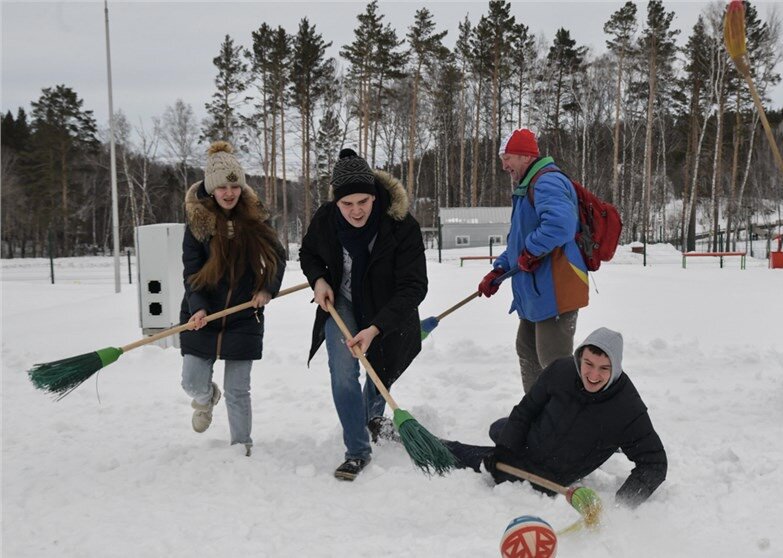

{"left": 499, "top": 129, "right": 539, "bottom": 157}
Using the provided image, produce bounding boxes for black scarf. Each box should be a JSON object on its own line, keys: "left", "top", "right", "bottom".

{"left": 335, "top": 192, "right": 385, "bottom": 327}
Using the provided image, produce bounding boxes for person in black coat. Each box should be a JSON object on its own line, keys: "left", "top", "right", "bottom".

{"left": 299, "top": 148, "right": 427, "bottom": 481}
{"left": 445, "top": 327, "right": 667, "bottom": 508}
{"left": 179, "top": 141, "right": 286, "bottom": 456}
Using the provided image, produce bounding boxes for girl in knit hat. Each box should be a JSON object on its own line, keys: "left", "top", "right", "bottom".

{"left": 299, "top": 148, "right": 428, "bottom": 480}
{"left": 179, "top": 141, "right": 286, "bottom": 456}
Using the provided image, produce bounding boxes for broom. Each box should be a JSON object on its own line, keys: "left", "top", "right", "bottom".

{"left": 420, "top": 268, "right": 518, "bottom": 340}
{"left": 325, "top": 300, "right": 457, "bottom": 476}
{"left": 724, "top": 0, "right": 783, "bottom": 176}
{"left": 28, "top": 282, "right": 309, "bottom": 400}
{"left": 496, "top": 462, "right": 603, "bottom": 529}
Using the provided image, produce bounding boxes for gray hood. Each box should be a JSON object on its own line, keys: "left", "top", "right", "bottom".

{"left": 574, "top": 327, "right": 624, "bottom": 391}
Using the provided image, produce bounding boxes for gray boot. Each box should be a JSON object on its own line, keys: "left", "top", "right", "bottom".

{"left": 191, "top": 382, "right": 221, "bottom": 433}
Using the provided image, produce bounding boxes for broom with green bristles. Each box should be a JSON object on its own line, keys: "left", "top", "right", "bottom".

{"left": 496, "top": 462, "right": 603, "bottom": 529}
{"left": 325, "top": 300, "right": 457, "bottom": 476}
{"left": 28, "top": 282, "right": 309, "bottom": 400}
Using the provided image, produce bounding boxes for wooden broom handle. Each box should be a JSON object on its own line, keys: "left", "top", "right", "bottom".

{"left": 436, "top": 292, "right": 480, "bottom": 321}
{"left": 495, "top": 462, "right": 569, "bottom": 496}
{"left": 436, "top": 269, "right": 517, "bottom": 322}
{"left": 737, "top": 57, "right": 783, "bottom": 176}
{"left": 325, "top": 300, "right": 400, "bottom": 412}
{"left": 120, "top": 282, "right": 309, "bottom": 353}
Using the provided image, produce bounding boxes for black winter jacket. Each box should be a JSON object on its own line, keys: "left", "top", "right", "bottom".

{"left": 179, "top": 181, "right": 286, "bottom": 361}
{"left": 497, "top": 356, "right": 668, "bottom": 507}
{"left": 299, "top": 170, "right": 428, "bottom": 388}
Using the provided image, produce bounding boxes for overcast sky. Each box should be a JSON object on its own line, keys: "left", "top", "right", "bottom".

{"left": 2, "top": 0, "right": 782, "bottom": 137}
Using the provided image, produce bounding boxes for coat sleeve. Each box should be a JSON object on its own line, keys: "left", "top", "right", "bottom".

{"left": 266, "top": 236, "right": 287, "bottom": 297}
{"left": 525, "top": 174, "right": 578, "bottom": 257}
{"left": 370, "top": 215, "right": 428, "bottom": 335}
{"left": 615, "top": 411, "right": 668, "bottom": 508}
{"left": 299, "top": 207, "right": 331, "bottom": 288}
{"left": 182, "top": 226, "right": 211, "bottom": 315}
{"left": 497, "top": 368, "right": 551, "bottom": 453}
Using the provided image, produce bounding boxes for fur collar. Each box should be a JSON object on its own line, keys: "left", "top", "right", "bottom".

{"left": 328, "top": 170, "right": 408, "bottom": 221}
{"left": 373, "top": 170, "right": 409, "bottom": 221}
{"left": 184, "top": 181, "right": 267, "bottom": 242}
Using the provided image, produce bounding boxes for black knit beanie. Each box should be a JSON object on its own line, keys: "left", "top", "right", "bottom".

{"left": 331, "top": 148, "right": 377, "bottom": 201}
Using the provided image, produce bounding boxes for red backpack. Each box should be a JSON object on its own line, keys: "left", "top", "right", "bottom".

{"left": 529, "top": 168, "right": 623, "bottom": 272}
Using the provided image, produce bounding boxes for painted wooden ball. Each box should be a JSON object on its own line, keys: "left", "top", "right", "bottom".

{"left": 500, "top": 515, "right": 557, "bottom": 558}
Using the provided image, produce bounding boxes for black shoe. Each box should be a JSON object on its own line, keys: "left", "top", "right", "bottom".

{"left": 334, "top": 458, "right": 370, "bottom": 481}
{"left": 368, "top": 416, "right": 400, "bottom": 443}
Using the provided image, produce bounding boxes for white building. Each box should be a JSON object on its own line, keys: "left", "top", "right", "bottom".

{"left": 438, "top": 207, "right": 511, "bottom": 250}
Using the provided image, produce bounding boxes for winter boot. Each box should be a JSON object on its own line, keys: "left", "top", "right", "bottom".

{"left": 334, "top": 457, "right": 370, "bottom": 481}
{"left": 191, "top": 382, "right": 221, "bottom": 433}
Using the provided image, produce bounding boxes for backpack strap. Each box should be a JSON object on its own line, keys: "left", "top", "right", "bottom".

{"left": 526, "top": 167, "right": 564, "bottom": 207}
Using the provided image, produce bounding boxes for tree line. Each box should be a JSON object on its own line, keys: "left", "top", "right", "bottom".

{"left": 2, "top": 0, "right": 781, "bottom": 258}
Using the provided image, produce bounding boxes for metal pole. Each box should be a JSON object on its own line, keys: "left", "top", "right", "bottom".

{"left": 104, "top": 0, "right": 121, "bottom": 293}
{"left": 48, "top": 230, "right": 55, "bottom": 285}
{"left": 127, "top": 249, "right": 132, "bottom": 284}
{"left": 437, "top": 217, "right": 442, "bottom": 264}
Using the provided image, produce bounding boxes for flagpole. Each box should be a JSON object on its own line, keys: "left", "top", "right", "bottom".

{"left": 104, "top": 0, "right": 121, "bottom": 293}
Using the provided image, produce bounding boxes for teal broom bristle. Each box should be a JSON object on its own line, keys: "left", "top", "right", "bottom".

{"left": 28, "top": 347, "right": 122, "bottom": 400}
{"left": 393, "top": 409, "right": 458, "bottom": 476}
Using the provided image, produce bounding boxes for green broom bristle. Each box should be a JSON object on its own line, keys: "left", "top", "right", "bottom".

{"left": 28, "top": 347, "right": 123, "bottom": 400}
{"left": 393, "top": 409, "right": 458, "bottom": 476}
{"left": 568, "top": 486, "right": 602, "bottom": 528}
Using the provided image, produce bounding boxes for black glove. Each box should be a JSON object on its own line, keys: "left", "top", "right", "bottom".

{"left": 482, "top": 445, "right": 518, "bottom": 484}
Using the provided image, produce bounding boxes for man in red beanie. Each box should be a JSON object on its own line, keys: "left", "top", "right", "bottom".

{"left": 478, "top": 129, "right": 589, "bottom": 393}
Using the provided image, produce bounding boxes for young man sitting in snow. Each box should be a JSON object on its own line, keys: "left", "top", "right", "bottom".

{"left": 444, "top": 327, "right": 667, "bottom": 508}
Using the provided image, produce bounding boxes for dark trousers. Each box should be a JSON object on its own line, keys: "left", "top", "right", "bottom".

{"left": 444, "top": 418, "right": 508, "bottom": 472}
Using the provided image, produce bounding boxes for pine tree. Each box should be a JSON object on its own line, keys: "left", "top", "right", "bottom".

{"left": 203, "top": 35, "right": 248, "bottom": 144}
{"left": 268, "top": 26, "right": 291, "bottom": 253}
{"left": 454, "top": 16, "right": 472, "bottom": 206}
{"left": 290, "top": 17, "right": 333, "bottom": 227}
{"left": 604, "top": 1, "right": 638, "bottom": 206}
{"left": 679, "top": 16, "right": 713, "bottom": 251}
{"left": 30, "top": 84, "right": 98, "bottom": 256}
{"left": 485, "top": 0, "right": 515, "bottom": 199}
{"left": 639, "top": 0, "right": 678, "bottom": 260}
{"left": 546, "top": 28, "right": 587, "bottom": 154}
{"left": 406, "top": 7, "right": 447, "bottom": 200}
{"left": 469, "top": 16, "right": 493, "bottom": 206}
{"left": 247, "top": 23, "right": 275, "bottom": 205}
{"left": 315, "top": 107, "right": 342, "bottom": 206}
{"left": 341, "top": 1, "right": 383, "bottom": 157}
{"left": 368, "top": 10, "right": 407, "bottom": 167}
{"left": 509, "top": 22, "right": 535, "bottom": 129}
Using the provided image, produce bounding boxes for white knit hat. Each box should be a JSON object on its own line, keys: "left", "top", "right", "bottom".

{"left": 204, "top": 141, "right": 246, "bottom": 194}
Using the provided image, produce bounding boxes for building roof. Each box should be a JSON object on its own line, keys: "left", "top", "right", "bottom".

{"left": 439, "top": 207, "right": 512, "bottom": 224}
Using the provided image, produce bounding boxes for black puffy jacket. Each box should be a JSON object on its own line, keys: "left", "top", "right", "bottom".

{"left": 299, "top": 170, "right": 428, "bottom": 388}
{"left": 497, "top": 357, "right": 668, "bottom": 507}
{"left": 179, "top": 181, "right": 286, "bottom": 361}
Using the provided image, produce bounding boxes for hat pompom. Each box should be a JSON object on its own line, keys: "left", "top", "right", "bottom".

{"left": 208, "top": 140, "right": 234, "bottom": 156}
{"left": 339, "top": 148, "right": 358, "bottom": 159}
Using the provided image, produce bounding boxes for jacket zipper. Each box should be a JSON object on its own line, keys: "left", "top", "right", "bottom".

{"left": 215, "top": 287, "right": 232, "bottom": 359}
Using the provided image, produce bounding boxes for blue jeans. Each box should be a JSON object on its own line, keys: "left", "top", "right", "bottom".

{"left": 324, "top": 297, "right": 386, "bottom": 460}
{"left": 181, "top": 354, "right": 253, "bottom": 446}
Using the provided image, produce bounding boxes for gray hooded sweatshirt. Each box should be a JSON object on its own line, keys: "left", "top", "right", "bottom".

{"left": 574, "top": 327, "right": 624, "bottom": 391}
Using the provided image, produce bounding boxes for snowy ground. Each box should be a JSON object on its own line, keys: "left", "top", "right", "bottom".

{"left": 2, "top": 244, "right": 782, "bottom": 557}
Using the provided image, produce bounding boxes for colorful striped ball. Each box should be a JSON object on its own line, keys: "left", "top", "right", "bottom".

{"left": 500, "top": 515, "right": 558, "bottom": 558}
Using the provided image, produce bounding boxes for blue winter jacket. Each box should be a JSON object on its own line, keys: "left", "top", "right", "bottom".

{"left": 493, "top": 157, "right": 589, "bottom": 322}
